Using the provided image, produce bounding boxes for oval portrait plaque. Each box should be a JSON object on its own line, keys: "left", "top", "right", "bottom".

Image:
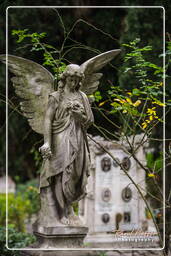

{"left": 121, "top": 157, "right": 131, "bottom": 171}
{"left": 101, "top": 213, "right": 110, "bottom": 223}
{"left": 101, "top": 157, "right": 112, "bottom": 172}
{"left": 122, "top": 187, "right": 132, "bottom": 202}
{"left": 101, "top": 188, "right": 112, "bottom": 202}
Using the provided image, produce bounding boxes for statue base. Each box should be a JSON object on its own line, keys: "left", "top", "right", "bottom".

{"left": 21, "top": 249, "right": 106, "bottom": 256}
{"left": 34, "top": 227, "right": 88, "bottom": 248}
{"left": 21, "top": 224, "right": 88, "bottom": 255}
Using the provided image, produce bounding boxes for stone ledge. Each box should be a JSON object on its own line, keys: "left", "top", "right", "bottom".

{"left": 33, "top": 223, "right": 88, "bottom": 236}
{"left": 24, "top": 224, "right": 88, "bottom": 249}
{"left": 20, "top": 249, "right": 163, "bottom": 256}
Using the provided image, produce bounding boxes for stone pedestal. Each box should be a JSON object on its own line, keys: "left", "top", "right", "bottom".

{"left": 21, "top": 250, "right": 104, "bottom": 256}
{"left": 21, "top": 249, "right": 164, "bottom": 256}
{"left": 21, "top": 224, "right": 88, "bottom": 255}
{"left": 33, "top": 224, "right": 88, "bottom": 249}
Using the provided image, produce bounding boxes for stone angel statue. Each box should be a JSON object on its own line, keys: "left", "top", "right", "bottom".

{"left": 0, "top": 49, "right": 120, "bottom": 230}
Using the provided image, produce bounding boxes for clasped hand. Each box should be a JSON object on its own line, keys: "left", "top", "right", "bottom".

{"left": 39, "top": 142, "right": 52, "bottom": 160}
{"left": 67, "top": 101, "right": 85, "bottom": 121}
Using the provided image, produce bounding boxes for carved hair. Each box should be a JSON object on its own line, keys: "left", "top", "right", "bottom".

{"left": 58, "top": 64, "right": 85, "bottom": 101}
{"left": 58, "top": 80, "right": 65, "bottom": 102}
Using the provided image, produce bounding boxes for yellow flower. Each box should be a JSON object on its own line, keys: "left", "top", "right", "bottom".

{"left": 142, "top": 122, "right": 147, "bottom": 129}
{"left": 126, "top": 98, "right": 132, "bottom": 104}
{"left": 152, "top": 101, "right": 165, "bottom": 107}
{"left": 133, "top": 100, "right": 141, "bottom": 107}
{"left": 99, "top": 100, "right": 108, "bottom": 107}
{"left": 122, "top": 109, "right": 127, "bottom": 113}
{"left": 147, "top": 108, "right": 156, "bottom": 115}
{"left": 127, "top": 92, "right": 132, "bottom": 96}
{"left": 149, "top": 115, "right": 154, "bottom": 121}
{"left": 154, "top": 115, "right": 159, "bottom": 119}
{"left": 148, "top": 173, "right": 155, "bottom": 177}
{"left": 146, "top": 210, "right": 152, "bottom": 219}
{"left": 114, "top": 98, "right": 126, "bottom": 104}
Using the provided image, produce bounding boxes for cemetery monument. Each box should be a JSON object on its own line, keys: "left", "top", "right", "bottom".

{"left": 0, "top": 49, "right": 121, "bottom": 249}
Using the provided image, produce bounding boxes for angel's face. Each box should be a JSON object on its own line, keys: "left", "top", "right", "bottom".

{"left": 66, "top": 75, "right": 81, "bottom": 91}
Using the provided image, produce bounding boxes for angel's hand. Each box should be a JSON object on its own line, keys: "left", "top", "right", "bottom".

{"left": 66, "top": 102, "right": 73, "bottom": 111}
{"left": 39, "top": 142, "right": 52, "bottom": 160}
{"left": 72, "top": 105, "right": 86, "bottom": 122}
{"left": 73, "top": 102, "right": 85, "bottom": 113}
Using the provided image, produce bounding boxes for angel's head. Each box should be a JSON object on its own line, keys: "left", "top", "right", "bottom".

{"left": 59, "top": 64, "right": 84, "bottom": 91}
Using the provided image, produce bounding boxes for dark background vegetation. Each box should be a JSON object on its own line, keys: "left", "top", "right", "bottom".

{"left": 0, "top": 0, "right": 171, "bottom": 253}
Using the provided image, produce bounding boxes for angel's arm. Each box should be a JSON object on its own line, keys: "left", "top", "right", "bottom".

{"left": 39, "top": 96, "right": 57, "bottom": 159}
{"left": 44, "top": 96, "right": 57, "bottom": 145}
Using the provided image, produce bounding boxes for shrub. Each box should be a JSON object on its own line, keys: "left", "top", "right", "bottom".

{"left": 0, "top": 226, "right": 36, "bottom": 255}
{"left": 0, "top": 193, "right": 31, "bottom": 232}
{"left": 0, "top": 179, "right": 40, "bottom": 232}
{"left": 16, "top": 179, "right": 40, "bottom": 217}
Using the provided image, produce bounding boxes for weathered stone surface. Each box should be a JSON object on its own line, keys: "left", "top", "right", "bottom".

{"left": 21, "top": 250, "right": 103, "bottom": 256}
{"left": 20, "top": 249, "right": 164, "bottom": 256}
{"left": 81, "top": 135, "right": 149, "bottom": 234}
{"left": 80, "top": 135, "right": 159, "bottom": 250}
{"left": 33, "top": 222, "right": 88, "bottom": 237}
{"left": 2, "top": 51, "right": 123, "bottom": 251}
{"left": 84, "top": 233, "right": 159, "bottom": 249}
{"left": 31, "top": 232, "right": 86, "bottom": 249}
{"left": 1, "top": 50, "right": 121, "bottom": 237}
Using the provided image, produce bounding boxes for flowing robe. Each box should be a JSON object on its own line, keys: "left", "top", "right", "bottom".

{"left": 39, "top": 90, "right": 94, "bottom": 216}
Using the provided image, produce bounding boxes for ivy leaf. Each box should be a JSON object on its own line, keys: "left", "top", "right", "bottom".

{"left": 132, "top": 88, "right": 141, "bottom": 96}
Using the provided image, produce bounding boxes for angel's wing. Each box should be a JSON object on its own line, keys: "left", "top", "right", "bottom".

{"left": 80, "top": 49, "right": 121, "bottom": 95}
{"left": 0, "top": 55, "right": 54, "bottom": 134}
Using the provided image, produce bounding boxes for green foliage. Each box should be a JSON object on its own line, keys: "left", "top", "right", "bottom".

{"left": 166, "top": 41, "right": 171, "bottom": 65}
{"left": 0, "top": 226, "right": 36, "bottom": 255}
{"left": 95, "top": 38, "right": 165, "bottom": 135}
{"left": 0, "top": 181, "right": 40, "bottom": 233}
{"left": 93, "top": 91, "right": 102, "bottom": 102}
{"left": 11, "top": 29, "right": 66, "bottom": 83}
{"left": 30, "top": 146, "right": 42, "bottom": 170}
{"left": 2, "top": 3, "right": 168, "bottom": 182}
{"left": 98, "top": 252, "right": 107, "bottom": 256}
{"left": 146, "top": 152, "right": 163, "bottom": 174}
{"left": 72, "top": 202, "right": 78, "bottom": 216}
{"left": 11, "top": 27, "right": 166, "bottom": 139}
{"left": 119, "top": 7, "right": 163, "bottom": 60}
{"left": 12, "top": 29, "right": 46, "bottom": 44}
{"left": 166, "top": 40, "right": 171, "bottom": 95}
{"left": 0, "top": 193, "right": 31, "bottom": 232}
{"left": 16, "top": 179, "right": 40, "bottom": 217}
{"left": 2, "top": 6, "right": 170, "bottom": 250}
